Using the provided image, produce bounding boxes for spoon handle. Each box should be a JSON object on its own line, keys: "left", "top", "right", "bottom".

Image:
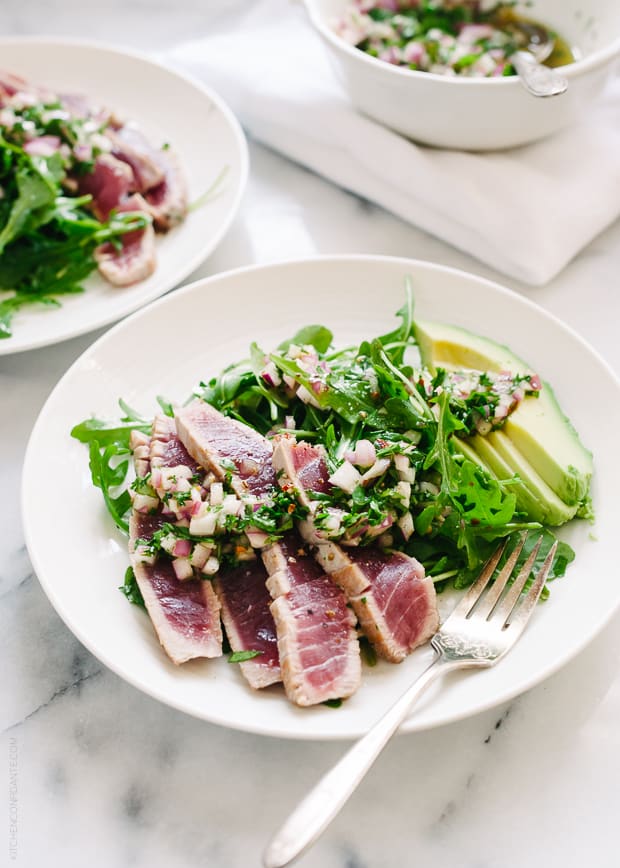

{"left": 513, "top": 51, "right": 568, "bottom": 97}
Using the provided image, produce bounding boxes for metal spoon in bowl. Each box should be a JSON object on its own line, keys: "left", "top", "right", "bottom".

{"left": 507, "top": 20, "right": 568, "bottom": 97}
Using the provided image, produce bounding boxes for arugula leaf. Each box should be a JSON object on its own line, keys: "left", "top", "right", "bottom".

{"left": 119, "top": 567, "right": 146, "bottom": 610}
{"left": 497, "top": 529, "right": 574, "bottom": 586}
{"left": 376, "top": 277, "right": 414, "bottom": 364}
{"left": 71, "top": 417, "right": 150, "bottom": 445}
{"left": 156, "top": 395, "right": 175, "bottom": 418}
{"left": 118, "top": 399, "right": 149, "bottom": 423}
{"left": 0, "top": 161, "right": 55, "bottom": 254}
{"left": 279, "top": 324, "right": 333, "bottom": 354}
{"left": 88, "top": 441, "right": 132, "bottom": 533}
{"left": 71, "top": 399, "right": 153, "bottom": 534}
{"left": 382, "top": 396, "right": 428, "bottom": 430}
{"left": 228, "top": 650, "right": 263, "bottom": 663}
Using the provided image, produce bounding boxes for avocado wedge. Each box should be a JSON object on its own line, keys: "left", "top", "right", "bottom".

{"left": 453, "top": 436, "right": 551, "bottom": 524}
{"left": 414, "top": 319, "right": 592, "bottom": 519}
{"left": 456, "top": 434, "right": 574, "bottom": 525}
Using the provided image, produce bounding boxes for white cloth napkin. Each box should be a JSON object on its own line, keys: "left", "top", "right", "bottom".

{"left": 166, "top": 0, "right": 620, "bottom": 286}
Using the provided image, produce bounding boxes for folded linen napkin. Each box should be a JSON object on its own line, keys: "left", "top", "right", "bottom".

{"left": 166, "top": 0, "right": 620, "bottom": 285}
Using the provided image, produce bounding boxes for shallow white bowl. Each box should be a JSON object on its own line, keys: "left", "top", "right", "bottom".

{"left": 22, "top": 256, "right": 620, "bottom": 739}
{"left": 305, "top": 0, "right": 620, "bottom": 150}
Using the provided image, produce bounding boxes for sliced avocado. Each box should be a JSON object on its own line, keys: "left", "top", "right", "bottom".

{"left": 480, "top": 432, "right": 576, "bottom": 526}
{"left": 455, "top": 433, "right": 574, "bottom": 525}
{"left": 414, "top": 320, "right": 593, "bottom": 511}
{"left": 458, "top": 436, "right": 539, "bottom": 523}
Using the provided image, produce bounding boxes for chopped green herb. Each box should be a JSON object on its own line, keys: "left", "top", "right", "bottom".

{"left": 156, "top": 395, "right": 175, "bottom": 418}
{"left": 360, "top": 637, "right": 378, "bottom": 667}
{"left": 119, "top": 567, "right": 146, "bottom": 610}
{"left": 228, "top": 650, "right": 263, "bottom": 663}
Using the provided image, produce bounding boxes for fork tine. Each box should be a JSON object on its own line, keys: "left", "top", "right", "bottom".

{"left": 502, "top": 540, "right": 558, "bottom": 635}
{"left": 473, "top": 531, "right": 529, "bottom": 620}
{"left": 491, "top": 536, "right": 544, "bottom": 625}
{"left": 446, "top": 537, "right": 508, "bottom": 621}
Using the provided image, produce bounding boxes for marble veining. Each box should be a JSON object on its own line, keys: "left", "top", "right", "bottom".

{"left": 1, "top": 1, "right": 619, "bottom": 867}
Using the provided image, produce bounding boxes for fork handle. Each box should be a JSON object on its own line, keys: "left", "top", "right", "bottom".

{"left": 263, "top": 655, "right": 461, "bottom": 868}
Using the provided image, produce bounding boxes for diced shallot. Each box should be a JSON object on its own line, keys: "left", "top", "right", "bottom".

{"left": 296, "top": 384, "right": 321, "bottom": 408}
{"left": 189, "top": 509, "right": 217, "bottom": 537}
{"left": 221, "top": 494, "right": 241, "bottom": 516}
{"left": 346, "top": 439, "right": 376, "bottom": 468}
{"left": 172, "top": 557, "right": 193, "bottom": 581}
{"left": 394, "top": 481, "right": 412, "bottom": 506}
{"left": 245, "top": 529, "right": 270, "bottom": 548}
{"left": 394, "top": 454, "right": 416, "bottom": 483}
{"left": 329, "top": 460, "right": 362, "bottom": 494}
{"left": 360, "top": 458, "right": 391, "bottom": 485}
{"left": 210, "top": 482, "right": 224, "bottom": 506}
{"left": 261, "top": 361, "right": 282, "bottom": 388}
{"left": 398, "top": 512, "right": 415, "bottom": 541}
{"left": 190, "top": 543, "right": 212, "bottom": 569}
{"left": 160, "top": 533, "right": 178, "bottom": 555}
{"left": 202, "top": 556, "right": 219, "bottom": 576}
{"left": 172, "top": 538, "right": 191, "bottom": 558}
{"left": 132, "top": 493, "right": 159, "bottom": 513}
{"left": 24, "top": 135, "right": 61, "bottom": 157}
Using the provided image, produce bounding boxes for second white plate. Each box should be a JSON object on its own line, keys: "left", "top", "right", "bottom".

{"left": 22, "top": 256, "right": 620, "bottom": 739}
{"left": 0, "top": 38, "right": 248, "bottom": 355}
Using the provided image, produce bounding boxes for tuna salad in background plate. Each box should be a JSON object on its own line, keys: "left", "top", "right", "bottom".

{"left": 0, "top": 39, "right": 248, "bottom": 355}
{"left": 0, "top": 69, "right": 187, "bottom": 338}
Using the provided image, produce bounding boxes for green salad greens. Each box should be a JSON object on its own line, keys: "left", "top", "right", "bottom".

{"left": 72, "top": 288, "right": 577, "bottom": 603}
{"left": 0, "top": 103, "right": 148, "bottom": 338}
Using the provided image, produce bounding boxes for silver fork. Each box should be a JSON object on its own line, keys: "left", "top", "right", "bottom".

{"left": 263, "top": 532, "right": 557, "bottom": 868}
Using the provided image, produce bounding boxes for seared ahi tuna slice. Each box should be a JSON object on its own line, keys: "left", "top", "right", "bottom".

{"left": 107, "top": 124, "right": 166, "bottom": 193}
{"left": 129, "top": 512, "right": 222, "bottom": 664}
{"left": 261, "top": 533, "right": 360, "bottom": 706}
{"left": 273, "top": 435, "right": 340, "bottom": 545}
{"left": 95, "top": 194, "right": 156, "bottom": 287}
{"left": 314, "top": 545, "right": 438, "bottom": 663}
{"left": 149, "top": 414, "right": 200, "bottom": 474}
{"left": 273, "top": 436, "right": 331, "bottom": 508}
{"left": 215, "top": 560, "right": 281, "bottom": 689}
{"left": 130, "top": 429, "right": 151, "bottom": 477}
{"left": 78, "top": 153, "right": 134, "bottom": 221}
{"left": 0, "top": 72, "right": 26, "bottom": 102}
{"left": 175, "top": 401, "right": 277, "bottom": 499}
{"left": 274, "top": 437, "right": 439, "bottom": 662}
{"left": 127, "top": 421, "right": 222, "bottom": 663}
{"left": 143, "top": 147, "right": 188, "bottom": 231}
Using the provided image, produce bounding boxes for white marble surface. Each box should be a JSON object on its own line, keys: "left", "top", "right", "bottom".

{"left": 1, "top": 2, "right": 620, "bottom": 867}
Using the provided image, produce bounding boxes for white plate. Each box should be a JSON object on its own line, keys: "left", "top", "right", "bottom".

{"left": 22, "top": 256, "right": 620, "bottom": 739}
{"left": 0, "top": 38, "right": 248, "bottom": 355}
